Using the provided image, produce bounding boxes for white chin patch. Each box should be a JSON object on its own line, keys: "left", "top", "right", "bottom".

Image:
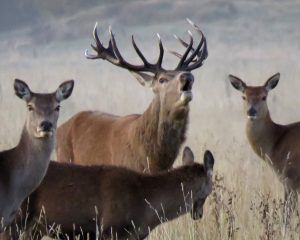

{"left": 247, "top": 115, "right": 257, "bottom": 120}
{"left": 35, "top": 131, "right": 53, "bottom": 138}
{"left": 180, "top": 91, "right": 193, "bottom": 103}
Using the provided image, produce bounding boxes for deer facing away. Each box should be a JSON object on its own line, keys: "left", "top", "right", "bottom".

{"left": 5, "top": 147, "right": 214, "bottom": 240}
{"left": 0, "top": 79, "right": 74, "bottom": 231}
{"left": 229, "top": 73, "right": 300, "bottom": 206}
{"left": 56, "top": 19, "right": 208, "bottom": 172}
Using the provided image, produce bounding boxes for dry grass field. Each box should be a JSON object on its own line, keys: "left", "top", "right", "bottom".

{"left": 0, "top": 0, "right": 300, "bottom": 239}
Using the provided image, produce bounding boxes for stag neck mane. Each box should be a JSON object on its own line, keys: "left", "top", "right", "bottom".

{"left": 133, "top": 95, "right": 189, "bottom": 172}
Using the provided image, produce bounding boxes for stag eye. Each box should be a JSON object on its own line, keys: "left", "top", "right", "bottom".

{"left": 262, "top": 96, "right": 266, "bottom": 101}
{"left": 55, "top": 105, "right": 61, "bottom": 112}
{"left": 27, "top": 105, "right": 34, "bottom": 111}
{"left": 159, "top": 78, "right": 167, "bottom": 84}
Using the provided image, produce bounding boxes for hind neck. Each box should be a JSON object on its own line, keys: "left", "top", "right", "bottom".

{"left": 246, "top": 112, "right": 284, "bottom": 164}
{"left": 12, "top": 125, "right": 54, "bottom": 195}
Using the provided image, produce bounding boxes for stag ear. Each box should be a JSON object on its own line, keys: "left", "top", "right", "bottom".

{"left": 203, "top": 150, "right": 214, "bottom": 177}
{"left": 228, "top": 75, "right": 246, "bottom": 93}
{"left": 130, "top": 71, "right": 154, "bottom": 87}
{"left": 182, "top": 146, "right": 195, "bottom": 166}
{"left": 56, "top": 80, "right": 74, "bottom": 102}
{"left": 14, "top": 79, "right": 32, "bottom": 102}
{"left": 264, "top": 73, "right": 280, "bottom": 91}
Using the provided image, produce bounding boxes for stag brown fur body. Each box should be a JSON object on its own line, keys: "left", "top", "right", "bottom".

{"left": 56, "top": 20, "right": 207, "bottom": 172}
{"left": 0, "top": 80, "right": 74, "bottom": 231}
{"left": 57, "top": 91, "right": 189, "bottom": 171}
{"left": 229, "top": 73, "right": 300, "bottom": 204}
{"left": 4, "top": 147, "right": 214, "bottom": 240}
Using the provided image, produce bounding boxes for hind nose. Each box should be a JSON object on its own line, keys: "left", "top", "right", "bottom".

{"left": 180, "top": 73, "right": 194, "bottom": 91}
{"left": 40, "top": 121, "right": 53, "bottom": 132}
{"left": 247, "top": 107, "right": 257, "bottom": 118}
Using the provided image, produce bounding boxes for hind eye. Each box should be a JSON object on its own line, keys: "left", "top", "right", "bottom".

{"left": 242, "top": 96, "right": 246, "bottom": 100}
{"left": 27, "top": 105, "right": 34, "bottom": 111}
{"left": 55, "top": 105, "right": 60, "bottom": 112}
{"left": 159, "top": 78, "right": 167, "bottom": 84}
{"left": 262, "top": 96, "right": 266, "bottom": 101}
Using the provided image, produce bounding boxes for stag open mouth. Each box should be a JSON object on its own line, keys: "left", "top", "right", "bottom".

{"left": 180, "top": 81, "right": 193, "bottom": 104}
{"left": 180, "top": 91, "right": 193, "bottom": 104}
{"left": 181, "top": 81, "right": 193, "bottom": 92}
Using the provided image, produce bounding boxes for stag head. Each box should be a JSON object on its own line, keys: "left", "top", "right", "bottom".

{"left": 85, "top": 19, "right": 207, "bottom": 118}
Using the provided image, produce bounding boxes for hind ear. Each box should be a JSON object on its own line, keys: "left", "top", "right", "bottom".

{"left": 228, "top": 75, "right": 246, "bottom": 93}
{"left": 14, "top": 79, "right": 32, "bottom": 102}
{"left": 204, "top": 150, "right": 214, "bottom": 177}
{"left": 264, "top": 73, "right": 280, "bottom": 91}
{"left": 182, "top": 146, "right": 194, "bottom": 166}
{"left": 56, "top": 80, "right": 74, "bottom": 102}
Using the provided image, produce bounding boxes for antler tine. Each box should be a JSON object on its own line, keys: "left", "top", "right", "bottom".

{"left": 85, "top": 48, "right": 97, "bottom": 59}
{"left": 85, "top": 23, "right": 118, "bottom": 63}
{"left": 186, "top": 34, "right": 208, "bottom": 71}
{"left": 131, "top": 35, "right": 150, "bottom": 66}
{"left": 184, "top": 30, "right": 204, "bottom": 66}
{"left": 168, "top": 35, "right": 197, "bottom": 62}
{"left": 86, "top": 23, "right": 166, "bottom": 73}
{"left": 173, "top": 34, "right": 189, "bottom": 48}
{"left": 168, "top": 19, "right": 208, "bottom": 71}
{"left": 93, "top": 22, "right": 102, "bottom": 49}
{"left": 109, "top": 26, "right": 125, "bottom": 64}
{"left": 109, "top": 28, "right": 156, "bottom": 71}
{"left": 85, "top": 23, "right": 103, "bottom": 59}
{"left": 167, "top": 49, "right": 184, "bottom": 59}
{"left": 156, "top": 34, "right": 164, "bottom": 68}
{"left": 184, "top": 18, "right": 208, "bottom": 71}
{"left": 176, "top": 31, "right": 193, "bottom": 69}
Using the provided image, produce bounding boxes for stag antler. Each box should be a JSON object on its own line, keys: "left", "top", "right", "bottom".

{"left": 170, "top": 18, "right": 208, "bottom": 71}
{"left": 85, "top": 19, "right": 207, "bottom": 73}
{"left": 85, "top": 22, "right": 165, "bottom": 74}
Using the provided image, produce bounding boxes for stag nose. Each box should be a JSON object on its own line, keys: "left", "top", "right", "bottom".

{"left": 180, "top": 73, "right": 194, "bottom": 91}
{"left": 40, "top": 121, "right": 53, "bottom": 132}
{"left": 247, "top": 107, "right": 257, "bottom": 119}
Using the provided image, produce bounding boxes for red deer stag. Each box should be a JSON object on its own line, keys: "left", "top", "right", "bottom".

{"left": 0, "top": 79, "right": 74, "bottom": 231}
{"left": 56, "top": 19, "right": 208, "bottom": 172}
{"left": 4, "top": 147, "right": 214, "bottom": 240}
{"left": 229, "top": 73, "right": 300, "bottom": 208}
